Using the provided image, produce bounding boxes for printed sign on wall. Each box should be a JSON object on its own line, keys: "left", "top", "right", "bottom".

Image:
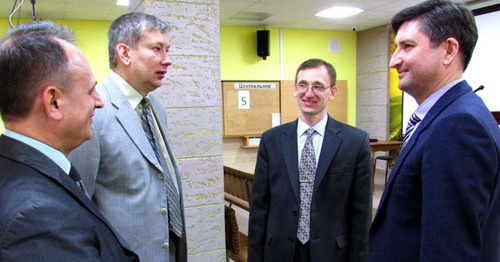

{"left": 238, "top": 90, "right": 250, "bottom": 109}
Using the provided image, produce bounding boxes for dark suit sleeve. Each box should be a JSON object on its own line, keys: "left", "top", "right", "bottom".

{"left": 349, "top": 132, "right": 372, "bottom": 261}
{"left": 420, "top": 113, "right": 498, "bottom": 260}
{"left": 248, "top": 132, "right": 271, "bottom": 262}
{"left": 0, "top": 197, "right": 101, "bottom": 261}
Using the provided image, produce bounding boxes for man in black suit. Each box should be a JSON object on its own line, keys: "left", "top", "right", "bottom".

{"left": 248, "top": 59, "right": 372, "bottom": 262}
{"left": 0, "top": 21, "right": 138, "bottom": 261}
{"left": 369, "top": 1, "right": 500, "bottom": 261}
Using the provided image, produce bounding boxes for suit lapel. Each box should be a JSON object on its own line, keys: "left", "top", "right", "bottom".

{"left": 314, "top": 116, "right": 342, "bottom": 194}
{"left": 376, "top": 81, "right": 472, "bottom": 216}
{"left": 0, "top": 136, "right": 135, "bottom": 252}
{"left": 282, "top": 121, "right": 300, "bottom": 199}
{"left": 103, "top": 78, "right": 164, "bottom": 173}
{"left": 149, "top": 97, "right": 186, "bottom": 218}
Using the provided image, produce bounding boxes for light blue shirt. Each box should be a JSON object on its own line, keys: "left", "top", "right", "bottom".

{"left": 297, "top": 114, "right": 328, "bottom": 167}
{"left": 3, "top": 129, "right": 71, "bottom": 175}
{"left": 407, "top": 78, "right": 463, "bottom": 141}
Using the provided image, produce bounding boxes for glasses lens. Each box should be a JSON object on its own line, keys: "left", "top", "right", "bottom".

{"left": 296, "top": 83, "right": 329, "bottom": 92}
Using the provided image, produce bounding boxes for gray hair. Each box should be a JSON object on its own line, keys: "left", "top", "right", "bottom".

{"left": 108, "top": 12, "right": 171, "bottom": 69}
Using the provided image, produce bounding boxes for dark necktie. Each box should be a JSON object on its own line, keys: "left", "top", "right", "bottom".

{"left": 140, "top": 98, "right": 183, "bottom": 237}
{"left": 69, "top": 166, "right": 90, "bottom": 198}
{"left": 403, "top": 113, "right": 421, "bottom": 147}
{"left": 297, "top": 128, "right": 316, "bottom": 244}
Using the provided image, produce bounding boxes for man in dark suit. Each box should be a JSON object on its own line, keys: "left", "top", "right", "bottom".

{"left": 0, "top": 21, "right": 138, "bottom": 261}
{"left": 369, "top": 1, "right": 500, "bottom": 261}
{"left": 248, "top": 59, "right": 372, "bottom": 262}
{"left": 69, "top": 13, "right": 187, "bottom": 261}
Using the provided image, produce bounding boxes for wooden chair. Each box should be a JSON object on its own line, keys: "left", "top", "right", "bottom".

{"left": 225, "top": 205, "right": 248, "bottom": 262}
{"left": 223, "top": 166, "right": 253, "bottom": 262}
{"left": 224, "top": 166, "right": 253, "bottom": 211}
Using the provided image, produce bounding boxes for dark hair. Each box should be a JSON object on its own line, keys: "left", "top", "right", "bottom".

{"left": 108, "top": 12, "right": 171, "bottom": 69}
{"left": 295, "top": 59, "right": 337, "bottom": 86}
{"left": 0, "top": 21, "right": 74, "bottom": 122}
{"left": 390, "top": 0, "right": 477, "bottom": 70}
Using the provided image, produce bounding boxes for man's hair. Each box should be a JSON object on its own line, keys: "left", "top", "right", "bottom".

{"left": 390, "top": 0, "right": 478, "bottom": 70}
{"left": 295, "top": 58, "right": 337, "bottom": 86}
{"left": 108, "top": 12, "right": 171, "bottom": 69}
{"left": 0, "top": 21, "right": 75, "bottom": 122}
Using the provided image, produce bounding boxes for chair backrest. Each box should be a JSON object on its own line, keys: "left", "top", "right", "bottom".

{"left": 225, "top": 205, "right": 240, "bottom": 254}
{"left": 224, "top": 166, "right": 254, "bottom": 202}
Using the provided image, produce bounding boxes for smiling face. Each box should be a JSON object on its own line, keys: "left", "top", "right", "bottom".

{"left": 127, "top": 29, "right": 172, "bottom": 96}
{"left": 59, "top": 40, "right": 103, "bottom": 153}
{"left": 294, "top": 65, "right": 336, "bottom": 125}
{"left": 390, "top": 20, "right": 447, "bottom": 104}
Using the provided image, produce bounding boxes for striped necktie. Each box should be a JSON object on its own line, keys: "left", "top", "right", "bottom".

{"left": 403, "top": 113, "right": 421, "bottom": 147}
{"left": 297, "top": 128, "right": 316, "bottom": 244}
{"left": 141, "top": 98, "right": 183, "bottom": 238}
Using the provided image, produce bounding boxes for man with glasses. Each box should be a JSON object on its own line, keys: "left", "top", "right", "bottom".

{"left": 248, "top": 59, "right": 372, "bottom": 262}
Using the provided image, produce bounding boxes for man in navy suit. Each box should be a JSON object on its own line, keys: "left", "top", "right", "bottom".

{"left": 369, "top": 1, "right": 500, "bottom": 261}
{"left": 248, "top": 59, "right": 372, "bottom": 262}
{"left": 0, "top": 21, "right": 138, "bottom": 261}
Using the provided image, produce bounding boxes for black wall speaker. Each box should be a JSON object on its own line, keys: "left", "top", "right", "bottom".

{"left": 257, "top": 30, "right": 270, "bottom": 60}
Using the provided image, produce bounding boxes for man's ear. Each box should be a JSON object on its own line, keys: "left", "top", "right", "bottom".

{"left": 329, "top": 85, "right": 338, "bottom": 101}
{"left": 41, "top": 85, "right": 63, "bottom": 120}
{"left": 116, "top": 43, "right": 132, "bottom": 66}
{"left": 443, "top": 37, "right": 460, "bottom": 66}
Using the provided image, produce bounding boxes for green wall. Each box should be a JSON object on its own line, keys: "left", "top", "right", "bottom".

{"left": 1, "top": 18, "right": 111, "bottom": 134}
{"left": 221, "top": 26, "right": 357, "bottom": 125}
{"left": 0, "top": 19, "right": 358, "bottom": 133}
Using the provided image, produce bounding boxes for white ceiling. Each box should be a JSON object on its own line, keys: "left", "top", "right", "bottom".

{"left": 3, "top": 0, "right": 500, "bottom": 31}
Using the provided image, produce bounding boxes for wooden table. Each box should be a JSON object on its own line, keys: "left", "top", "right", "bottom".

{"left": 370, "top": 140, "right": 403, "bottom": 188}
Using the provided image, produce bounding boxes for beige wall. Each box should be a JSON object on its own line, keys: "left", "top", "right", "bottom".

{"left": 223, "top": 137, "right": 258, "bottom": 174}
{"left": 132, "top": 0, "right": 225, "bottom": 260}
{"left": 356, "top": 25, "right": 391, "bottom": 140}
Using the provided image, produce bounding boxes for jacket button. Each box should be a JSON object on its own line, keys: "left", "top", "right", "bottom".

{"left": 288, "top": 238, "right": 294, "bottom": 244}
{"left": 160, "top": 208, "right": 168, "bottom": 215}
{"left": 163, "top": 242, "right": 169, "bottom": 249}
{"left": 292, "top": 211, "right": 298, "bottom": 217}
{"left": 158, "top": 174, "right": 164, "bottom": 180}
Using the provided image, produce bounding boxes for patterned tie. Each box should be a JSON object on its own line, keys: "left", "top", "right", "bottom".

{"left": 297, "top": 128, "right": 316, "bottom": 244}
{"left": 69, "top": 166, "right": 90, "bottom": 198}
{"left": 403, "top": 113, "right": 421, "bottom": 147}
{"left": 141, "top": 98, "right": 183, "bottom": 237}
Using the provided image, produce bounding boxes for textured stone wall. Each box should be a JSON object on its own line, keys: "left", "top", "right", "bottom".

{"left": 356, "top": 25, "right": 391, "bottom": 140}
{"left": 131, "top": 0, "right": 224, "bottom": 261}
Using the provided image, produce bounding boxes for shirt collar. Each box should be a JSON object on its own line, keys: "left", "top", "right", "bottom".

{"left": 297, "top": 114, "right": 328, "bottom": 137}
{"left": 415, "top": 78, "right": 463, "bottom": 120}
{"left": 3, "top": 129, "right": 71, "bottom": 174}
{"left": 109, "top": 71, "right": 145, "bottom": 110}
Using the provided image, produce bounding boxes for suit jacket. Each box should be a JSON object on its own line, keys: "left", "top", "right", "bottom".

{"left": 369, "top": 81, "right": 500, "bottom": 262}
{"left": 0, "top": 136, "right": 138, "bottom": 261}
{"left": 248, "top": 116, "right": 372, "bottom": 262}
{"left": 69, "top": 75, "right": 187, "bottom": 262}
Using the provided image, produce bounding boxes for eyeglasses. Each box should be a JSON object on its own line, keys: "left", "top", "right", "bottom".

{"left": 295, "top": 83, "right": 331, "bottom": 93}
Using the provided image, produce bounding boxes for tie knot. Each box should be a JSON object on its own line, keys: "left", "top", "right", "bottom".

{"left": 69, "top": 166, "right": 81, "bottom": 182}
{"left": 141, "top": 97, "right": 151, "bottom": 108}
{"left": 306, "top": 128, "right": 315, "bottom": 138}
